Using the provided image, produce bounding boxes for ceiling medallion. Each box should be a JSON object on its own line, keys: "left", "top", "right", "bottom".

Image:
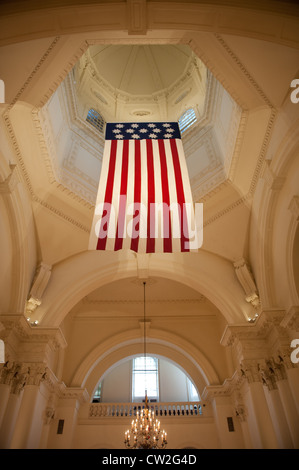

{"left": 132, "top": 110, "right": 152, "bottom": 116}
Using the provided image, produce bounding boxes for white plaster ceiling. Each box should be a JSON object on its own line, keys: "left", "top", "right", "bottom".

{"left": 38, "top": 44, "right": 242, "bottom": 206}
{"left": 88, "top": 44, "right": 193, "bottom": 96}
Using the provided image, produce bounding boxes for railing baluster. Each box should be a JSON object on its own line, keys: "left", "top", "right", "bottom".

{"left": 88, "top": 401, "right": 203, "bottom": 419}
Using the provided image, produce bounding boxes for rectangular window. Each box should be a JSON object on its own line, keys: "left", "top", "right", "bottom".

{"left": 86, "top": 108, "right": 105, "bottom": 133}
{"left": 57, "top": 419, "right": 64, "bottom": 435}
{"left": 178, "top": 108, "right": 197, "bottom": 134}
{"left": 132, "top": 356, "right": 159, "bottom": 402}
{"left": 227, "top": 417, "right": 235, "bottom": 432}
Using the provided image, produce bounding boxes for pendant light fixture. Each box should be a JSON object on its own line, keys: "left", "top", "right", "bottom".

{"left": 124, "top": 281, "right": 167, "bottom": 449}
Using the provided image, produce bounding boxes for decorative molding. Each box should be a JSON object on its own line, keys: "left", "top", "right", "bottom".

{"left": 37, "top": 41, "right": 89, "bottom": 109}
{"left": 58, "top": 386, "right": 89, "bottom": 404}
{"left": 214, "top": 34, "right": 274, "bottom": 109}
{"left": 248, "top": 108, "right": 277, "bottom": 196}
{"left": 240, "top": 359, "right": 263, "bottom": 384}
{"left": 127, "top": 0, "right": 147, "bottom": 36}
{"left": 263, "top": 161, "right": 285, "bottom": 191}
{"left": 26, "top": 262, "right": 52, "bottom": 316}
{"left": 8, "top": 36, "right": 61, "bottom": 109}
{"left": 201, "top": 370, "right": 244, "bottom": 400}
{"left": 0, "top": 314, "right": 67, "bottom": 353}
{"left": 0, "top": 163, "right": 19, "bottom": 194}
{"left": 82, "top": 297, "right": 206, "bottom": 306}
{"left": 33, "top": 84, "right": 100, "bottom": 209}
{"left": 44, "top": 406, "right": 55, "bottom": 425}
{"left": 288, "top": 195, "right": 299, "bottom": 221}
{"left": 203, "top": 195, "right": 247, "bottom": 227}
{"left": 233, "top": 258, "right": 260, "bottom": 308}
{"left": 3, "top": 108, "right": 91, "bottom": 233}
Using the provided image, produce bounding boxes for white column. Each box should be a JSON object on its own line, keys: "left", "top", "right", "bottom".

{"left": 0, "top": 363, "right": 28, "bottom": 449}
{"left": 211, "top": 395, "right": 245, "bottom": 448}
{"left": 263, "top": 385, "right": 293, "bottom": 448}
{"left": 276, "top": 378, "right": 299, "bottom": 448}
{"left": 234, "top": 399, "right": 253, "bottom": 449}
{"left": 241, "top": 362, "right": 279, "bottom": 449}
{"left": 9, "top": 364, "right": 46, "bottom": 449}
{"left": 0, "top": 361, "right": 16, "bottom": 428}
{"left": 47, "top": 388, "right": 89, "bottom": 449}
{"left": 202, "top": 386, "right": 246, "bottom": 449}
{"left": 286, "top": 365, "right": 299, "bottom": 415}
{"left": 0, "top": 384, "right": 10, "bottom": 429}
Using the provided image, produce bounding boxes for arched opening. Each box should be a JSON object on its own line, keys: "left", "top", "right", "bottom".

{"left": 91, "top": 354, "right": 200, "bottom": 404}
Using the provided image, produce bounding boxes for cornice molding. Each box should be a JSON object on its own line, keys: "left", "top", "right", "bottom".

{"left": 202, "top": 370, "right": 244, "bottom": 400}
{"left": 82, "top": 296, "right": 206, "bottom": 306}
{"left": 0, "top": 314, "right": 67, "bottom": 352}
{"left": 214, "top": 34, "right": 274, "bottom": 109}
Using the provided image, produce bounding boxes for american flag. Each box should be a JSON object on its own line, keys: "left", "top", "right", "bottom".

{"left": 89, "top": 122, "right": 198, "bottom": 253}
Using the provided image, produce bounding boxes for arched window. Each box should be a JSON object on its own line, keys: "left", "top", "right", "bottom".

{"left": 132, "top": 356, "right": 159, "bottom": 402}
{"left": 91, "top": 356, "right": 200, "bottom": 403}
{"left": 178, "top": 108, "right": 197, "bottom": 133}
{"left": 86, "top": 108, "right": 105, "bottom": 133}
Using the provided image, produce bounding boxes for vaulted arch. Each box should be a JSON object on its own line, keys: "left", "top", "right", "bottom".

{"left": 34, "top": 249, "right": 251, "bottom": 327}
{"left": 70, "top": 327, "right": 220, "bottom": 397}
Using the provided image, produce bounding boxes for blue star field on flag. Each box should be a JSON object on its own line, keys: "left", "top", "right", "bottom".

{"left": 105, "top": 122, "right": 181, "bottom": 141}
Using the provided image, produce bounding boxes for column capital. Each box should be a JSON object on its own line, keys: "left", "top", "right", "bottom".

{"left": 221, "top": 309, "right": 291, "bottom": 362}
{"left": 240, "top": 359, "right": 264, "bottom": 384}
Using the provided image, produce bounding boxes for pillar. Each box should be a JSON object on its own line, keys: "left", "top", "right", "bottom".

{"left": 0, "top": 363, "right": 29, "bottom": 449}
{"left": 47, "top": 388, "right": 89, "bottom": 449}
{"left": 9, "top": 363, "right": 47, "bottom": 449}
{"left": 263, "top": 385, "right": 293, "bottom": 448}
{"left": 241, "top": 361, "right": 279, "bottom": 449}
{"left": 202, "top": 382, "right": 246, "bottom": 449}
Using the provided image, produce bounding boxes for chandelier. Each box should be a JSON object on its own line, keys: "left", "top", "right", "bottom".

{"left": 124, "top": 282, "right": 167, "bottom": 449}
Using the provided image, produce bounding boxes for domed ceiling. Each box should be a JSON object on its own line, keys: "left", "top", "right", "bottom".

{"left": 38, "top": 43, "right": 242, "bottom": 207}
{"left": 88, "top": 44, "right": 193, "bottom": 96}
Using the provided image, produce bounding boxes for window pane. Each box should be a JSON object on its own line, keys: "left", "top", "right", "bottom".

{"left": 178, "top": 108, "right": 197, "bottom": 133}
{"left": 187, "top": 378, "right": 199, "bottom": 401}
{"left": 86, "top": 108, "right": 105, "bottom": 133}
{"left": 132, "top": 356, "right": 159, "bottom": 400}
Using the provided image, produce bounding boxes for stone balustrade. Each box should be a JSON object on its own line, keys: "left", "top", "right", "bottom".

{"left": 89, "top": 401, "right": 202, "bottom": 419}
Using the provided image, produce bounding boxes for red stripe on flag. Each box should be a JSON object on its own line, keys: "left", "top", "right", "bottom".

{"left": 115, "top": 139, "right": 129, "bottom": 251}
{"left": 146, "top": 139, "right": 155, "bottom": 253}
{"left": 130, "top": 140, "right": 141, "bottom": 253}
{"left": 158, "top": 139, "right": 172, "bottom": 253}
{"left": 170, "top": 139, "right": 190, "bottom": 253}
{"left": 96, "top": 139, "right": 117, "bottom": 250}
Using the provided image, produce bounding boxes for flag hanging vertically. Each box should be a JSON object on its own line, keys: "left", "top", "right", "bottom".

{"left": 88, "top": 122, "right": 199, "bottom": 253}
